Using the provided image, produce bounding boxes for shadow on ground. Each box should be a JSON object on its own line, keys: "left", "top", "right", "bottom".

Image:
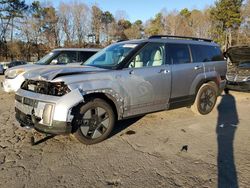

{"left": 110, "top": 116, "right": 143, "bottom": 138}
{"left": 216, "top": 93, "right": 239, "bottom": 188}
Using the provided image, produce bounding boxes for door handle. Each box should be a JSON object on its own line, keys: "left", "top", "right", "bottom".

{"left": 159, "top": 69, "right": 170, "bottom": 74}
{"left": 194, "top": 66, "right": 203, "bottom": 70}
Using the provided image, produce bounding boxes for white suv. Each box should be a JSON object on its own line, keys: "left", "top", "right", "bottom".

{"left": 2, "top": 48, "right": 99, "bottom": 92}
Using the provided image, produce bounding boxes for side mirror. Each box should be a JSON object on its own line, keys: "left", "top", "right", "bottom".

{"left": 51, "top": 59, "right": 58, "bottom": 65}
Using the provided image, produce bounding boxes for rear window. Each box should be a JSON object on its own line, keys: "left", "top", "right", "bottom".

{"left": 167, "top": 44, "right": 191, "bottom": 64}
{"left": 191, "top": 45, "right": 224, "bottom": 63}
{"left": 78, "top": 51, "right": 97, "bottom": 63}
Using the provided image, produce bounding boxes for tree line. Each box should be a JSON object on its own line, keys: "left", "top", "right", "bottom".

{"left": 0, "top": 0, "right": 250, "bottom": 61}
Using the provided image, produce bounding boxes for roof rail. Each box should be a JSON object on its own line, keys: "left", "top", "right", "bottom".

{"left": 116, "top": 39, "right": 128, "bottom": 43}
{"left": 149, "top": 35, "right": 213, "bottom": 42}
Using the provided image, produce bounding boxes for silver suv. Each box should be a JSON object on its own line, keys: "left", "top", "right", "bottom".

{"left": 15, "top": 35, "right": 227, "bottom": 144}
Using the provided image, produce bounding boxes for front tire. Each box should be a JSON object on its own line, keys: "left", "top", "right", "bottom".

{"left": 191, "top": 82, "right": 218, "bottom": 115}
{"left": 73, "top": 98, "right": 115, "bottom": 145}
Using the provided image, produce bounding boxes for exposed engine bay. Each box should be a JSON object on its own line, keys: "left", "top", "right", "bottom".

{"left": 226, "top": 46, "right": 250, "bottom": 80}
{"left": 225, "top": 45, "right": 250, "bottom": 91}
{"left": 21, "top": 79, "right": 70, "bottom": 96}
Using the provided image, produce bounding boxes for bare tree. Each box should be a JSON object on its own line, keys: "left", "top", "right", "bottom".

{"left": 58, "top": 3, "right": 74, "bottom": 46}
{"left": 72, "top": 1, "right": 90, "bottom": 46}
{"left": 91, "top": 5, "right": 103, "bottom": 44}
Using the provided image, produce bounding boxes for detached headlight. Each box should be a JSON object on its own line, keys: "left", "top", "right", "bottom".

{"left": 5, "top": 69, "right": 25, "bottom": 79}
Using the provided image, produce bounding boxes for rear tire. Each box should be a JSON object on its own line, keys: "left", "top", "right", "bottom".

{"left": 191, "top": 82, "right": 218, "bottom": 115}
{"left": 73, "top": 98, "right": 115, "bottom": 145}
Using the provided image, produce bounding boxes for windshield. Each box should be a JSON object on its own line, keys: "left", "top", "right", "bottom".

{"left": 35, "top": 52, "right": 58, "bottom": 65}
{"left": 83, "top": 43, "right": 138, "bottom": 68}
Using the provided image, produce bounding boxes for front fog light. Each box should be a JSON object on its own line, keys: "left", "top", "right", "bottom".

{"left": 43, "top": 104, "right": 53, "bottom": 125}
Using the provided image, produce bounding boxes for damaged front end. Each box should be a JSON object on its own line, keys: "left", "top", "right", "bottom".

{"left": 15, "top": 80, "right": 84, "bottom": 135}
{"left": 21, "top": 79, "right": 71, "bottom": 96}
{"left": 226, "top": 46, "right": 250, "bottom": 92}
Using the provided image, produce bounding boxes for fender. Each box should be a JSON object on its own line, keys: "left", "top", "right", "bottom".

{"left": 67, "top": 78, "right": 128, "bottom": 120}
{"left": 189, "top": 70, "right": 220, "bottom": 96}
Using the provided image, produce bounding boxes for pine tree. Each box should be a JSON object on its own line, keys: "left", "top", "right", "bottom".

{"left": 210, "top": 0, "right": 243, "bottom": 49}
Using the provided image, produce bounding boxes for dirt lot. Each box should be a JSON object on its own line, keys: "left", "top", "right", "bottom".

{"left": 0, "top": 75, "right": 249, "bottom": 188}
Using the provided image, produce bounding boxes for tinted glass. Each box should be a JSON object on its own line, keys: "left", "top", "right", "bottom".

{"left": 128, "top": 43, "right": 165, "bottom": 68}
{"left": 167, "top": 44, "right": 190, "bottom": 64}
{"left": 191, "top": 45, "right": 224, "bottom": 63}
{"left": 78, "top": 51, "right": 97, "bottom": 63}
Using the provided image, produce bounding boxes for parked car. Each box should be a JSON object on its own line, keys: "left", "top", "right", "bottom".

{"left": 225, "top": 45, "right": 250, "bottom": 92}
{"left": 15, "top": 35, "right": 227, "bottom": 145}
{"left": 1, "top": 63, "right": 9, "bottom": 72}
{"left": 0, "top": 64, "right": 4, "bottom": 75}
{"left": 8, "top": 60, "right": 27, "bottom": 69}
{"left": 2, "top": 48, "right": 99, "bottom": 92}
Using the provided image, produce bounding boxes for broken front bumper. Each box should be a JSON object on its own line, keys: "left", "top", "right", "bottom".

{"left": 15, "top": 88, "right": 84, "bottom": 135}
{"left": 15, "top": 108, "right": 71, "bottom": 134}
{"left": 226, "top": 80, "right": 250, "bottom": 92}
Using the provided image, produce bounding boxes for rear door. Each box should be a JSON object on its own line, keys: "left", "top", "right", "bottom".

{"left": 192, "top": 45, "right": 226, "bottom": 78}
{"left": 167, "top": 43, "right": 205, "bottom": 100}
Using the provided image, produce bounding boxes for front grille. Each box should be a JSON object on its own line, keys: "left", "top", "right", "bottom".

{"left": 23, "top": 97, "right": 38, "bottom": 107}
{"left": 236, "top": 75, "right": 247, "bottom": 81}
{"left": 15, "top": 94, "right": 38, "bottom": 108}
{"left": 227, "top": 74, "right": 248, "bottom": 82}
{"left": 21, "top": 80, "right": 70, "bottom": 96}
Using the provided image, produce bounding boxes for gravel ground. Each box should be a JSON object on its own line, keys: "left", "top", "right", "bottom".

{"left": 0, "top": 75, "right": 249, "bottom": 188}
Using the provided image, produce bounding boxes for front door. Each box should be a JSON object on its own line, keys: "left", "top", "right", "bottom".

{"left": 118, "top": 43, "right": 171, "bottom": 117}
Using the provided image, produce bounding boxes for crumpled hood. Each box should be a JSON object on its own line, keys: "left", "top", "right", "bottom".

{"left": 6, "top": 62, "right": 84, "bottom": 72}
{"left": 226, "top": 46, "right": 250, "bottom": 64}
{"left": 23, "top": 66, "right": 107, "bottom": 81}
{"left": 6, "top": 64, "right": 41, "bottom": 72}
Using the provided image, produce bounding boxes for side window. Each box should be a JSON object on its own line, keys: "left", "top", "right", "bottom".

{"left": 55, "top": 51, "right": 77, "bottom": 64}
{"left": 210, "top": 46, "right": 224, "bottom": 61}
{"left": 191, "top": 45, "right": 224, "bottom": 63}
{"left": 78, "top": 51, "right": 96, "bottom": 63}
{"left": 167, "top": 44, "right": 190, "bottom": 64}
{"left": 128, "top": 43, "right": 165, "bottom": 68}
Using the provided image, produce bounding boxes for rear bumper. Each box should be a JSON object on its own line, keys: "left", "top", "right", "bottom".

{"left": 226, "top": 80, "right": 250, "bottom": 92}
